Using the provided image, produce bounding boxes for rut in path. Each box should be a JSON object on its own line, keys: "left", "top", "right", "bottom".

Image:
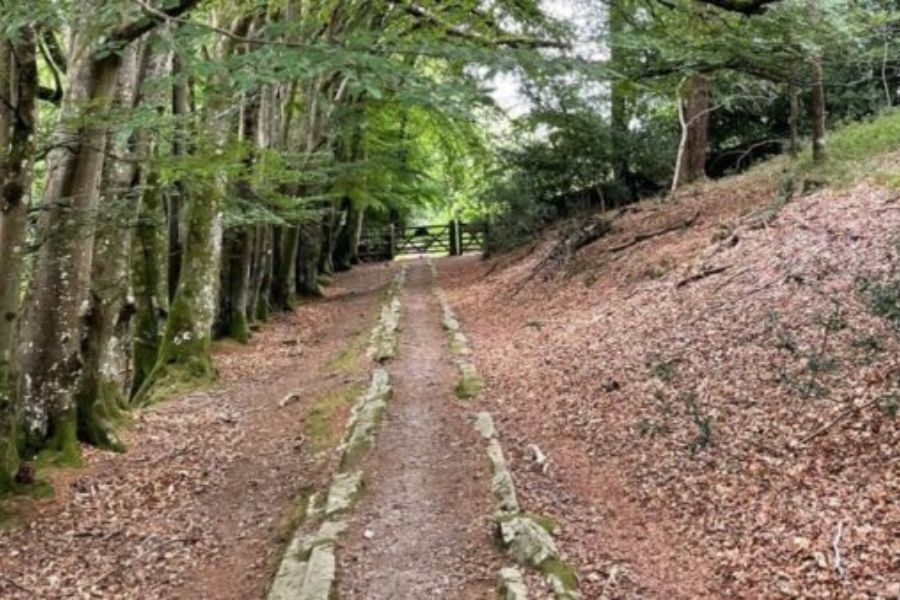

{"left": 336, "top": 259, "right": 502, "bottom": 599}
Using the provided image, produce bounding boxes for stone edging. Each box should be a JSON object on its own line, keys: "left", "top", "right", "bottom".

{"left": 267, "top": 267, "right": 404, "bottom": 600}
{"left": 369, "top": 268, "right": 405, "bottom": 363}
{"left": 473, "top": 412, "right": 582, "bottom": 600}
{"left": 428, "top": 261, "right": 484, "bottom": 399}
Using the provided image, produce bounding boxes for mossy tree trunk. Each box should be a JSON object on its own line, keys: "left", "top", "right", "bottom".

{"left": 131, "top": 168, "right": 168, "bottom": 398}
{"left": 74, "top": 44, "right": 145, "bottom": 450}
{"left": 296, "top": 219, "right": 324, "bottom": 297}
{"left": 218, "top": 226, "right": 255, "bottom": 343}
{"left": 134, "top": 178, "right": 225, "bottom": 405}
{"left": 133, "top": 14, "right": 250, "bottom": 405}
{"left": 272, "top": 225, "right": 300, "bottom": 310}
{"left": 14, "top": 20, "right": 124, "bottom": 463}
{"left": 0, "top": 28, "right": 38, "bottom": 488}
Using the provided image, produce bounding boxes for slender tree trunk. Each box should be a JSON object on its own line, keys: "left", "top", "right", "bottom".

{"left": 131, "top": 168, "right": 168, "bottom": 398}
{"left": 807, "top": 0, "right": 826, "bottom": 163}
{"left": 15, "top": 21, "right": 123, "bottom": 461}
{"left": 74, "top": 45, "right": 144, "bottom": 449}
{"left": 130, "top": 45, "right": 172, "bottom": 399}
{"left": 332, "top": 198, "right": 355, "bottom": 272}
{"left": 788, "top": 60, "right": 799, "bottom": 157}
{"left": 350, "top": 206, "right": 364, "bottom": 265}
{"left": 810, "top": 56, "right": 826, "bottom": 162}
{"left": 246, "top": 225, "right": 267, "bottom": 322}
{"left": 167, "top": 53, "right": 191, "bottom": 301}
{"left": 678, "top": 74, "right": 710, "bottom": 185}
{"left": 255, "top": 225, "right": 274, "bottom": 321}
{"left": 0, "top": 29, "right": 38, "bottom": 487}
{"left": 272, "top": 226, "right": 300, "bottom": 309}
{"left": 219, "top": 226, "right": 254, "bottom": 342}
{"left": 608, "top": 1, "right": 632, "bottom": 198}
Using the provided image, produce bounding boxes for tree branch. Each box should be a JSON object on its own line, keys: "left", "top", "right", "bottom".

{"left": 393, "top": 1, "right": 569, "bottom": 49}
{"left": 692, "top": 0, "right": 780, "bottom": 15}
{"left": 107, "top": 0, "right": 202, "bottom": 47}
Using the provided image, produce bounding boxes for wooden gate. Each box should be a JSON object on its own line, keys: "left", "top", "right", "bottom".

{"left": 357, "top": 221, "right": 484, "bottom": 261}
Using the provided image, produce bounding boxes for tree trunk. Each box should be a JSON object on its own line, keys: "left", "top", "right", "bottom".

{"left": 15, "top": 24, "right": 123, "bottom": 461}
{"left": 133, "top": 178, "right": 224, "bottom": 405}
{"left": 272, "top": 225, "right": 300, "bottom": 310}
{"left": 133, "top": 15, "right": 251, "bottom": 405}
{"left": 332, "top": 198, "right": 355, "bottom": 272}
{"left": 167, "top": 52, "right": 191, "bottom": 301}
{"left": 788, "top": 60, "right": 799, "bottom": 157}
{"left": 131, "top": 167, "right": 168, "bottom": 398}
{"left": 677, "top": 74, "right": 710, "bottom": 186}
{"left": 810, "top": 56, "right": 826, "bottom": 162}
{"left": 296, "top": 220, "right": 324, "bottom": 297}
{"left": 350, "top": 206, "right": 364, "bottom": 265}
{"left": 254, "top": 225, "right": 274, "bottom": 321}
{"left": 219, "top": 226, "right": 254, "bottom": 342}
{"left": 74, "top": 44, "right": 144, "bottom": 450}
{"left": 0, "top": 28, "right": 38, "bottom": 488}
{"left": 807, "top": 0, "right": 826, "bottom": 163}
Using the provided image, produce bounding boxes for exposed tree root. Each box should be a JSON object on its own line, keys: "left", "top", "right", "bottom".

{"left": 606, "top": 211, "right": 700, "bottom": 255}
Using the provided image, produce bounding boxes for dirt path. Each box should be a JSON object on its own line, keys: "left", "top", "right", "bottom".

{"left": 336, "top": 259, "right": 502, "bottom": 599}
{"left": 0, "top": 265, "right": 394, "bottom": 599}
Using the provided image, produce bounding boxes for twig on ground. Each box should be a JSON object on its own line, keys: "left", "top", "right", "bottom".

{"left": 798, "top": 398, "right": 878, "bottom": 445}
{"left": 94, "top": 535, "right": 197, "bottom": 586}
{"left": 606, "top": 212, "right": 700, "bottom": 255}
{"left": 832, "top": 521, "right": 848, "bottom": 583}
{"left": 1, "top": 575, "right": 38, "bottom": 596}
{"left": 676, "top": 264, "right": 731, "bottom": 288}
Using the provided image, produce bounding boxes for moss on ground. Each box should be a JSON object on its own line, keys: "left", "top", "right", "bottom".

{"left": 540, "top": 556, "right": 579, "bottom": 591}
{"left": 304, "top": 383, "right": 364, "bottom": 455}
{"left": 455, "top": 370, "right": 484, "bottom": 400}
{"left": 328, "top": 328, "right": 370, "bottom": 375}
{"left": 273, "top": 485, "right": 315, "bottom": 544}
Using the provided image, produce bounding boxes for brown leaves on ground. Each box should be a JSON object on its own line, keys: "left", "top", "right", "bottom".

{"left": 437, "top": 176, "right": 900, "bottom": 599}
{"left": 0, "top": 266, "right": 393, "bottom": 600}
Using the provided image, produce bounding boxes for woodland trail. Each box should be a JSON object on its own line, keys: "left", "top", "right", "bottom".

{"left": 336, "top": 259, "right": 502, "bottom": 599}
{"left": 0, "top": 266, "right": 395, "bottom": 600}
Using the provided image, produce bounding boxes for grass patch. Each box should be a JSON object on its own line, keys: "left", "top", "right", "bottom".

{"left": 328, "top": 327, "right": 370, "bottom": 375}
{"left": 273, "top": 485, "right": 315, "bottom": 544}
{"left": 455, "top": 370, "right": 484, "bottom": 400}
{"left": 539, "top": 556, "right": 579, "bottom": 591}
{"left": 787, "top": 109, "right": 900, "bottom": 188}
{"left": 303, "top": 383, "right": 364, "bottom": 455}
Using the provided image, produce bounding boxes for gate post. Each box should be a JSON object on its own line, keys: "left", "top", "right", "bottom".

{"left": 449, "top": 220, "right": 460, "bottom": 256}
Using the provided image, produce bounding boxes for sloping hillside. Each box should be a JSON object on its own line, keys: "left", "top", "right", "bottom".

{"left": 437, "top": 147, "right": 900, "bottom": 597}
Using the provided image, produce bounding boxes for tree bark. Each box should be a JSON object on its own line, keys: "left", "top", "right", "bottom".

{"left": 809, "top": 55, "right": 826, "bottom": 162}
{"left": 74, "top": 44, "right": 144, "bottom": 450}
{"left": 296, "top": 220, "right": 324, "bottom": 297}
{"left": 134, "top": 15, "right": 251, "bottom": 404}
{"left": 15, "top": 15, "right": 123, "bottom": 461}
{"left": 788, "top": 60, "right": 799, "bottom": 157}
{"left": 677, "top": 74, "right": 710, "bottom": 185}
{"left": 272, "top": 225, "right": 300, "bottom": 309}
{"left": 218, "top": 226, "right": 254, "bottom": 342}
{"left": 0, "top": 28, "right": 38, "bottom": 488}
{"left": 807, "top": 0, "right": 826, "bottom": 163}
{"left": 332, "top": 198, "right": 355, "bottom": 272}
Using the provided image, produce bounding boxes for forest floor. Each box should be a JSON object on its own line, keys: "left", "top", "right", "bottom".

{"left": 0, "top": 264, "right": 395, "bottom": 599}
{"left": 438, "top": 169, "right": 900, "bottom": 598}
